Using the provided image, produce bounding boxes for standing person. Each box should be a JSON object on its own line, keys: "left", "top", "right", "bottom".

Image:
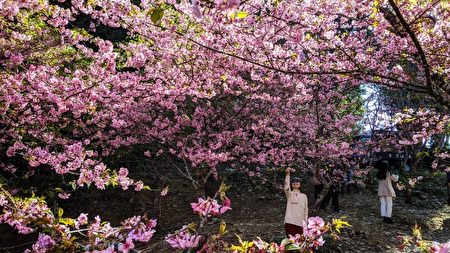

{"left": 320, "top": 172, "right": 341, "bottom": 213}
{"left": 284, "top": 167, "right": 308, "bottom": 237}
{"left": 319, "top": 169, "right": 341, "bottom": 212}
{"left": 376, "top": 160, "right": 399, "bottom": 223}
{"left": 310, "top": 169, "right": 324, "bottom": 200}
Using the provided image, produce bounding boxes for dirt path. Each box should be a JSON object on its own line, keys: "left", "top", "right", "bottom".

{"left": 319, "top": 190, "right": 450, "bottom": 253}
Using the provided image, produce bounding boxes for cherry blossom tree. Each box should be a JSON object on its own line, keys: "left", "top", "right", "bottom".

{"left": 1, "top": 0, "right": 450, "bottom": 251}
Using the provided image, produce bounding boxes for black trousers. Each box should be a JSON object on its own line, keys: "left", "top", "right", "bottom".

{"left": 320, "top": 186, "right": 339, "bottom": 212}
{"left": 344, "top": 182, "right": 359, "bottom": 194}
{"left": 314, "top": 184, "right": 324, "bottom": 200}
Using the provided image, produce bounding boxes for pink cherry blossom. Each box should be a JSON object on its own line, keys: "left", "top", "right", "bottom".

{"left": 134, "top": 181, "right": 144, "bottom": 191}
{"left": 438, "top": 242, "right": 450, "bottom": 253}
{"left": 191, "top": 0, "right": 203, "bottom": 19}
{"left": 1, "top": 0, "right": 449, "bottom": 251}
{"left": 223, "top": 197, "right": 231, "bottom": 208}
{"left": 161, "top": 186, "right": 169, "bottom": 196}
{"left": 118, "top": 237, "right": 135, "bottom": 253}
{"left": 32, "top": 234, "right": 55, "bottom": 253}
{"left": 58, "top": 192, "right": 71, "bottom": 199}
{"left": 303, "top": 216, "right": 326, "bottom": 238}
{"left": 0, "top": 195, "right": 8, "bottom": 206}
{"left": 227, "top": 0, "right": 240, "bottom": 8}
{"left": 123, "top": 216, "right": 157, "bottom": 242}
{"left": 309, "top": 236, "right": 325, "bottom": 249}
{"left": 165, "top": 225, "right": 202, "bottom": 249}
{"left": 191, "top": 197, "right": 232, "bottom": 217}
{"left": 9, "top": 53, "right": 24, "bottom": 65}
{"left": 78, "top": 213, "right": 88, "bottom": 223}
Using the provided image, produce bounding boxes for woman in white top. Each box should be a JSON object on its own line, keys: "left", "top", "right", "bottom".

{"left": 284, "top": 167, "right": 308, "bottom": 237}
{"left": 376, "top": 160, "right": 399, "bottom": 224}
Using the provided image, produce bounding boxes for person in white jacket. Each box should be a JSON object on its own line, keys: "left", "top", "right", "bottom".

{"left": 376, "top": 160, "right": 399, "bottom": 224}
{"left": 284, "top": 167, "right": 308, "bottom": 237}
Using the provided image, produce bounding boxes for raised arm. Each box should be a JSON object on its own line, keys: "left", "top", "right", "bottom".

{"left": 389, "top": 172, "right": 399, "bottom": 182}
{"left": 284, "top": 168, "right": 291, "bottom": 196}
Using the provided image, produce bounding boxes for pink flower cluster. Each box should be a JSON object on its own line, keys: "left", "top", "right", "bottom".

{"left": 165, "top": 225, "right": 202, "bottom": 249}
{"left": 0, "top": 196, "right": 51, "bottom": 234}
{"left": 118, "top": 238, "right": 135, "bottom": 253}
{"left": 430, "top": 242, "right": 450, "bottom": 253}
{"left": 262, "top": 217, "right": 328, "bottom": 252}
{"left": 301, "top": 217, "right": 327, "bottom": 249}
{"left": 303, "top": 216, "right": 326, "bottom": 237}
{"left": 0, "top": 186, "right": 158, "bottom": 253}
{"left": 235, "top": 216, "right": 341, "bottom": 253}
{"left": 408, "top": 176, "right": 423, "bottom": 187}
{"left": 75, "top": 213, "right": 89, "bottom": 229}
{"left": 397, "top": 176, "right": 424, "bottom": 190}
{"left": 30, "top": 234, "right": 55, "bottom": 253}
{"left": 122, "top": 216, "right": 157, "bottom": 243}
{"left": 160, "top": 186, "right": 169, "bottom": 196}
{"left": 396, "top": 182, "right": 406, "bottom": 191}
{"left": 0, "top": 194, "right": 8, "bottom": 206}
{"left": 190, "top": 197, "right": 232, "bottom": 217}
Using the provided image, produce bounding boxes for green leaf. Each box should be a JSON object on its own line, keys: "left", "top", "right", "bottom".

{"left": 280, "top": 238, "right": 290, "bottom": 245}
{"left": 151, "top": 7, "right": 164, "bottom": 24}
{"left": 236, "top": 11, "right": 248, "bottom": 19}
{"left": 70, "top": 181, "right": 77, "bottom": 190}
{"left": 219, "top": 181, "right": 230, "bottom": 199}
{"left": 219, "top": 221, "right": 227, "bottom": 236}
{"left": 285, "top": 244, "right": 301, "bottom": 250}
{"left": 143, "top": 185, "right": 151, "bottom": 190}
{"left": 58, "top": 207, "right": 64, "bottom": 217}
{"left": 229, "top": 234, "right": 254, "bottom": 252}
{"left": 332, "top": 218, "right": 352, "bottom": 233}
{"left": 59, "top": 218, "right": 75, "bottom": 227}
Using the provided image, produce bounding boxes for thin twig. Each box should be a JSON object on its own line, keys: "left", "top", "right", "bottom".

{"left": 0, "top": 241, "right": 35, "bottom": 250}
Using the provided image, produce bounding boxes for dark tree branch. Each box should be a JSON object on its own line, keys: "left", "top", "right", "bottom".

{"left": 387, "top": 0, "right": 449, "bottom": 108}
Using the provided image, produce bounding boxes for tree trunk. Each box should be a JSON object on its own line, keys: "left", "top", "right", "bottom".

{"left": 313, "top": 182, "right": 332, "bottom": 209}
{"left": 411, "top": 142, "right": 426, "bottom": 172}
{"left": 405, "top": 187, "right": 413, "bottom": 204}
{"left": 411, "top": 158, "right": 421, "bottom": 173}
{"left": 399, "top": 147, "right": 408, "bottom": 174}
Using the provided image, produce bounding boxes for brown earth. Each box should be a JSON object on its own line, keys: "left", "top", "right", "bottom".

{"left": 140, "top": 183, "right": 450, "bottom": 253}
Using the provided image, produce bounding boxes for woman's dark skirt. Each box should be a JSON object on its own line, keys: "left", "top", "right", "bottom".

{"left": 284, "top": 223, "right": 303, "bottom": 237}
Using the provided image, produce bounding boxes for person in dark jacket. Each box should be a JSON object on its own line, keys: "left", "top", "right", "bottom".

{"left": 319, "top": 169, "right": 342, "bottom": 212}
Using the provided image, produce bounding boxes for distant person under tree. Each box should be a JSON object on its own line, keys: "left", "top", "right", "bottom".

{"left": 319, "top": 168, "right": 342, "bottom": 213}
{"left": 376, "top": 160, "right": 399, "bottom": 224}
